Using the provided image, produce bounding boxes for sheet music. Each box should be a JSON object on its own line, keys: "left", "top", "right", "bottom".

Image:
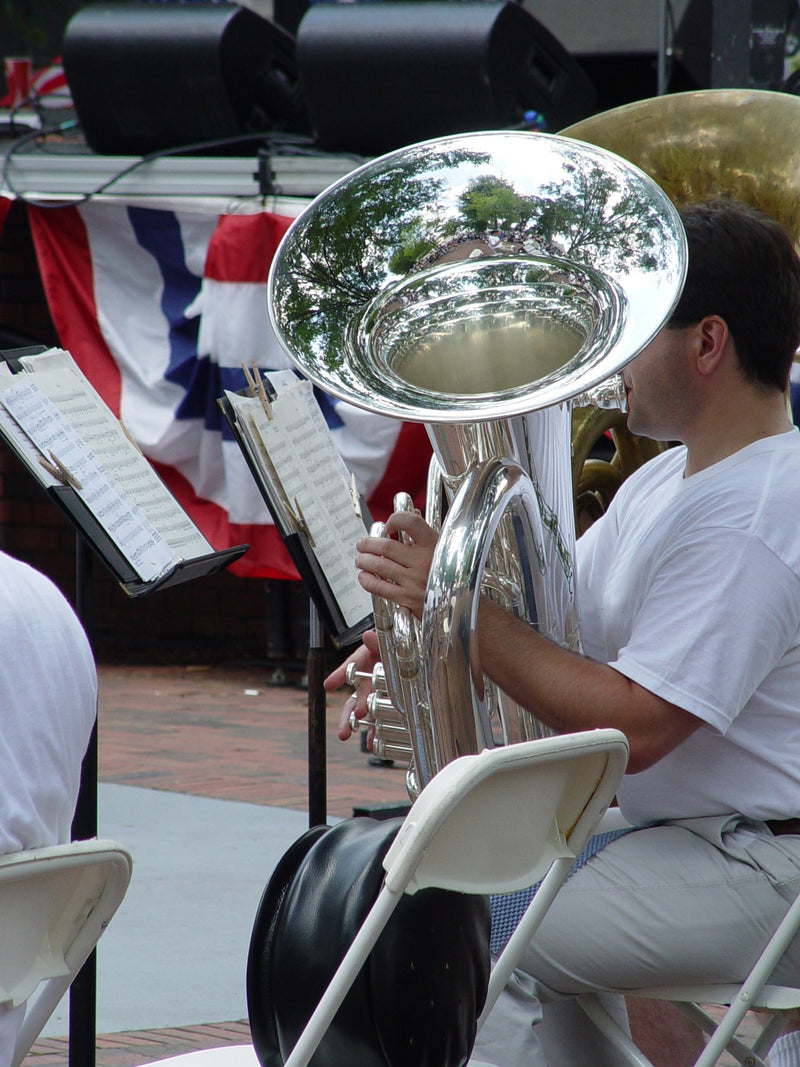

{"left": 0, "top": 378, "right": 174, "bottom": 582}
{"left": 227, "top": 393, "right": 295, "bottom": 535}
{"left": 226, "top": 378, "right": 372, "bottom": 629}
{"left": 0, "top": 349, "right": 213, "bottom": 562}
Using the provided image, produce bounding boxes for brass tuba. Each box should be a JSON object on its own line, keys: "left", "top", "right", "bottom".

{"left": 560, "top": 89, "right": 800, "bottom": 235}
{"left": 267, "top": 130, "right": 687, "bottom": 797}
{"left": 562, "top": 88, "right": 800, "bottom": 522}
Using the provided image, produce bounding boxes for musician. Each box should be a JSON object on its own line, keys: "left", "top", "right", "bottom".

{"left": 326, "top": 199, "right": 800, "bottom": 1066}
{"left": 0, "top": 551, "right": 96, "bottom": 1067}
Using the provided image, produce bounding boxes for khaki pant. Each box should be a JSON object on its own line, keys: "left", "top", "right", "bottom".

{"left": 471, "top": 815, "right": 800, "bottom": 1067}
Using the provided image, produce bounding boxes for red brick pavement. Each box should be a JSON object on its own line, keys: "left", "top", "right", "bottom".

{"left": 94, "top": 663, "right": 410, "bottom": 819}
{"left": 27, "top": 1022, "right": 252, "bottom": 1067}
{"left": 23, "top": 663, "right": 764, "bottom": 1067}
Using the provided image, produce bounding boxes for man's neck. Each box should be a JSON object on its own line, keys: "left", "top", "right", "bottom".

{"left": 683, "top": 392, "right": 793, "bottom": 477}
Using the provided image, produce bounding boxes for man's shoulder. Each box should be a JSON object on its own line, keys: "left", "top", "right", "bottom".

{"left": 0, "top": 550, "right": 58, "bottom": 595}
{"left": 730, "top": 429, "right": 800, "bottom": 495}
{"left": 0, "top": 551, "right": 86, "bottom": 634}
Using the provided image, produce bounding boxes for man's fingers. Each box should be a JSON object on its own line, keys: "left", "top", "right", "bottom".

{"left": 382, "top": 510, "right": 438, "bottom": 545}
{"left": 331, "top": 631, "right": 381, "bottom": 742}
{"left": 356, "top": 549, "right": 406, "bottom": 585}
{"left": 338, "top": 692, "right": 360, "bottom": 740}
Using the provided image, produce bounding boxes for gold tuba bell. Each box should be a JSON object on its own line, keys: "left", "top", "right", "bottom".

{"left": 562, "top": 88, "right": 800, "bottom": 522}
{"left": 560, "top": 88, "right": 800, "bottom": 235}
{"left": 267, "top": 130, "right": 687, "bottom": 797}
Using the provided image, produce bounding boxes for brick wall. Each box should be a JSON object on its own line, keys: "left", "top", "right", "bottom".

{"left": 0, "top": 201, "right": 312, "bottom": 668}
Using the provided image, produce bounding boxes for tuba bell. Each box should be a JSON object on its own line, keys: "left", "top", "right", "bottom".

{"left": 559, "top": 88, "right": 800, "bottom": 238}
{"left": 267, "top": 129, "right": 687, "bottom": 797}
{"left": 561, "top": 88, "right": 800, "bottom": 522}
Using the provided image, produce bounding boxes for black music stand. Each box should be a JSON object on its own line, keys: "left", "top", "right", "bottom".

{"left": 219, "top": 387, "right": 374, "bottom": 832}
{"left": 64, "top": 533, "right": 247, "bottom": 1067}
{"left": 69, "top": 537, "right": 97, "bottom": 1067}
{"left": 0, "top": 345, "right": 248, "bottom": 1067}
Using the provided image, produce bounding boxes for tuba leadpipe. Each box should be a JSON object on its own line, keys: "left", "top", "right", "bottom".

{"left": 267, "top": 130, "right": 687, "bottom": 798}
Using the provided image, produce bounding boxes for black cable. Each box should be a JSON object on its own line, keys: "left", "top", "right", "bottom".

{"left": 1, "top": 118, "right": 363, "bottom": 210}
{"left": 1, "top": 118, "right": 82, "bottom": 204}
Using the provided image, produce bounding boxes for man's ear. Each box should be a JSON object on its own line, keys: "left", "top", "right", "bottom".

{"left": 694, "top": 315, "right": 729, "bottom": 378}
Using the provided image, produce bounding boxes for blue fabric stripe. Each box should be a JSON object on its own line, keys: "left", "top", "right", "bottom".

{"left": 127, "top": 206, "right": 219, "bottom": 427}
{"left": 126, "top": 206, "right": 346, "bottom": 439}
{"left": 314, "top": 386, "right": 344, "bottom": 430}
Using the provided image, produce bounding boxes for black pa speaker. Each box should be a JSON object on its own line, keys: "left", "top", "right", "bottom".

{"left": 674, "top": 0, "right": 794, "bottom": 91}
{"left": 63, "top": 1, "right": 308, "bottom": 156}
{"left": 296, "top": 1, "right": 597, "bottom": 156}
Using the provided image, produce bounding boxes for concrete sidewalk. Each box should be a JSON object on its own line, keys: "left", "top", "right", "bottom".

{"left": 53, "top": 784, "right": 310, "bottom": 1038}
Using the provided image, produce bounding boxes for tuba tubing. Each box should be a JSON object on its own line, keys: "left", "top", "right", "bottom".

{"left": 368, "top": 540, "right": 434, "bottom": 793}
{"left": 425, "top": 453, "right": 561, "bottom": 760}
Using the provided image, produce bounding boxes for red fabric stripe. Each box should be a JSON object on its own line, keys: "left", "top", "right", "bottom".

{"left": 153, "top": 461, "right": 299, "bottom": 580}
{"left": 0, "top": 196, "right": 13, "bottom": 237}
{"left": 27, "top": 204, "right": 123, "bottom": 415}
{"left": 204, "top": 213, "right": 294, "bottom": 284}
{"left": 367, "top": 421, "right": 431, "bottom": 521}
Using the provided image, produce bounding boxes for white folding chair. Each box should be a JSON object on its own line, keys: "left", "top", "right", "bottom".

{"left": 0, "top": 837, "right": 133, "bottom": 1067}
{"left": 576, "top": 861, "right": 800, "bottom": 1067}
{"left": 133, "top": 1050, "right": 260, "bottom": 1067}
{"left": 276, "top": 727, "right": 629, "bottom": 1067}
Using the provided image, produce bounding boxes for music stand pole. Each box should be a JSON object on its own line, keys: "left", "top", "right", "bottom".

{"left": 70, "top": 533, "right": 97, "bottom": 1067}
{"left": 657, "top": 0, "right": 668, "bottom": 96}
{"left": 307, "top": 600, "right": 327, "bottom": 828}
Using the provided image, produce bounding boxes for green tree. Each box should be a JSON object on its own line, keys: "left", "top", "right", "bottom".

{"left": 458, "top": 176, "right": 531, "bottom": 233}
{"left": 535, "top": 160, "right": 666, "bottom": 272}
{"left": 273, "top": 147, "right": 491, "bottom": 371}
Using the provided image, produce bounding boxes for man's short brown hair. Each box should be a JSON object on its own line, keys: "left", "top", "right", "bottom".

{"left": 669, "top": 200, "right": 800, "bottom": 391}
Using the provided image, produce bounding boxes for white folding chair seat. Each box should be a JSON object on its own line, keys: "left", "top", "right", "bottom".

{"left": 576, "top": 850, "right": 800, "bottom": 1067}
{"left": 0, "top": 837, "right": 132, "bottom": 1067}
{"left": 136, "top": 1049, "right": 260, "bottom": 1067}
{"left": 275, "top": 727, "right": 629, "bottom": 1067}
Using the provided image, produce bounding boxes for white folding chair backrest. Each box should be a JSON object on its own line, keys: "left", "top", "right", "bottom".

{"left": 0, "top": 838, "right": 132, "bottom": 1067}
{"left": 282, "top": 727, "right": 629, "bottom": 1067}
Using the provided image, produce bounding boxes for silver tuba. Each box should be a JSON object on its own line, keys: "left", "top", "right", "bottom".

{"left": 267, "top": 130, "right": 687, "bottom": 798}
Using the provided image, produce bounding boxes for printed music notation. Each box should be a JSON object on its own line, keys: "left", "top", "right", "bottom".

{"left": 0, "top": 346, "right": 245, "bottom": 593}
{"left": 221, "top": 369, "right": 373, "bottom": 643}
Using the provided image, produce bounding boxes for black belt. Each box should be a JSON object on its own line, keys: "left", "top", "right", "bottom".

{"left": 767, "top": 818, "right": 800, "bottom": 836}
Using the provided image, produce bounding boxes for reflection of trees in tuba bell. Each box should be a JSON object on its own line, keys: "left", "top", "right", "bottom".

{"left": 268, "top": 130, "right": 687, "bottom": 798}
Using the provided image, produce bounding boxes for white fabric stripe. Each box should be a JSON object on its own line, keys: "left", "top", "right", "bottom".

{"left": 78, "top": 198, "right": 406, "bottom": 525}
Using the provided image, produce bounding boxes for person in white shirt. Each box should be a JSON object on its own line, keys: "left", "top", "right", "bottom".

{"left": 0, "top": 551, "right": 96, "bottom": 1067}
{"left": 328, "top": 199, "right": 800, "bottom": 1065}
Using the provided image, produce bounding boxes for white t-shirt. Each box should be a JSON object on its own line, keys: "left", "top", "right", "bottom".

{"left": 0, "top": 552, "right": 96, "bottom": 1066}
{"left": 575, "top": 428, "right": 800, "bottom": 825}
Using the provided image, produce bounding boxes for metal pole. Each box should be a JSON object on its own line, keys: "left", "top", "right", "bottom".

{"left": 70, "top": 535, "right": 97, "bottom": 1067}
{"left": 657, "top": 0, "right": 668, "bottom": 95}
{"left": 307, "top": 601, "right": 327, "bottom": 828}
